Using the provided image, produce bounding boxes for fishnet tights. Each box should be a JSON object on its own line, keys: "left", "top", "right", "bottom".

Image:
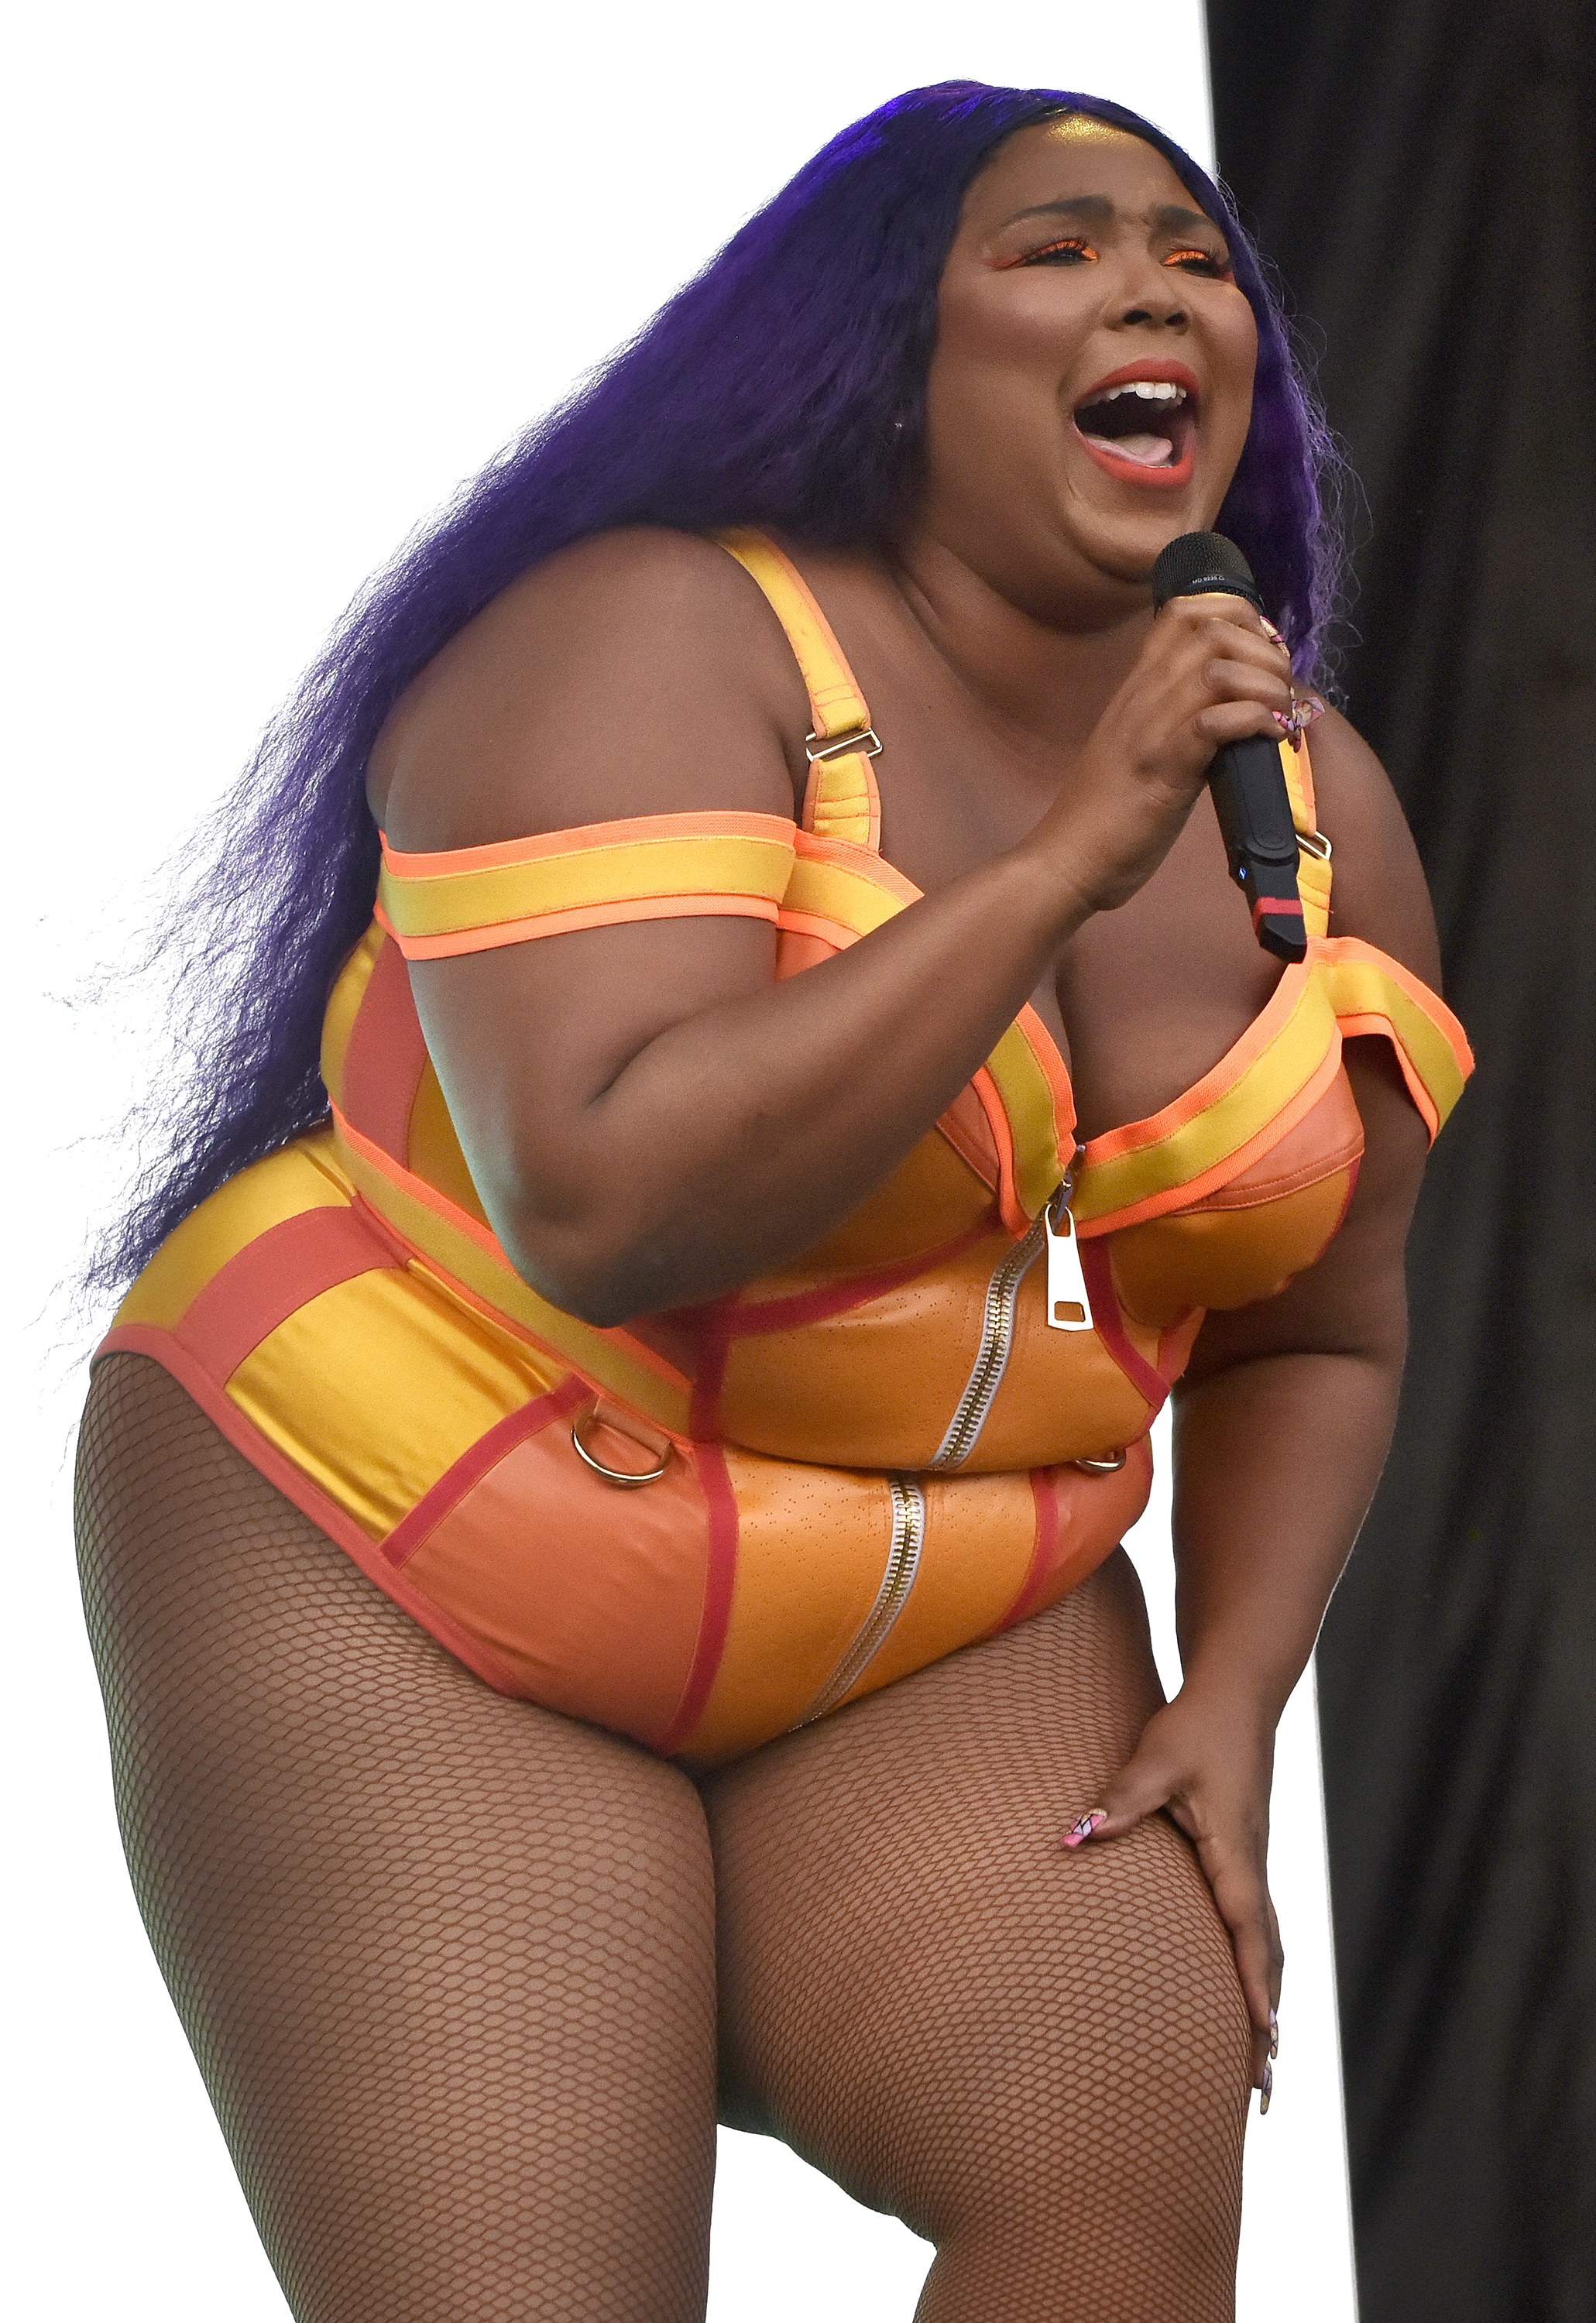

{"left": 77, "top": 1354, "right": 1251, "bottom": 2321}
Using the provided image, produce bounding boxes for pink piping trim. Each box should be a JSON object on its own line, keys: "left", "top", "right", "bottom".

{"left": 171, "top": 1205, "right": 403, "bottom": 1384}
{"left": 726, "top": 1222, "right": 991, "bottom": 1335}
{"left": 380, "top": 1375, "right": 588, "bottom": 1569}
{"left": 996, "top": 1473, "right": 1061, "bottom": 1634}
{"left": 1078, "top": 1240, "right": 1169, "bottom": 1412}
{"left": 338, "top": 935, "right": 428, "bottom": 1156}
{"left": 657, "top": 1443, "right": 740, "bottom": 1754}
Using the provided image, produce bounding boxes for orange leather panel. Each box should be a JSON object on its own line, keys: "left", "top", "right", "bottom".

{"left": 841, "top": 1468, "right": 1041, "bottom": 1703}
{"left": 714, "top": 1228, "right": 1163, "bottom": 1474}
{"left": 680, "top": 1452, "right": 897, "bottom": 1765}
{"left": 966, "top": 1269, "right": 1160, "bottom": 1472}
{"left": 1109, "top": 1168, "right": 1357, "bottom": 1326}
{"left": 400, "top": 1413, "right": 710, "bottom": 1748}
{"left": 1007, "top": 1446, "right": 1158, "bottom": 1631}
{"left": 749, "top": 1131, "right": 994, "bottom": 1280}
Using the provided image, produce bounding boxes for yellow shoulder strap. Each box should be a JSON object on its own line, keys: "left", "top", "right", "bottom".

{"left": 1282, "top": 732, "right": 1333, "bottom": 939}
{"left": 716, "top": 529, "right": 882, "bottom": 849}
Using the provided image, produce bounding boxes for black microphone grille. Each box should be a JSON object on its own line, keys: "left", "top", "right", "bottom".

{"left": 1149, "top": 530, "right": 1262, "bottom": 612}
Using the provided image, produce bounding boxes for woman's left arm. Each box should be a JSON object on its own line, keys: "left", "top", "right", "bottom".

{"left": 1062, "top": 709, "right": 1450, "bottom": 2094}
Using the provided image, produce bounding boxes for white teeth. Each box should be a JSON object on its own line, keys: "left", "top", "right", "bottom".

{"left": 1100, "top": 380, "right": 1186, "bottom": 403}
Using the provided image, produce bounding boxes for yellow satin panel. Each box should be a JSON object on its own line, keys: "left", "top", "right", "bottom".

{"left": 1297, "top": 846, "right": 1333, "bottom": 939}
{"left": 406, "top": 1059, "right": 494, "bottom": 1228}
{"left": 1073, "top": 971, "right": 1338, "bottom": 1227}
{"left": 982, "top": 1021, "right": 1070, "bottom": 1219}
{"left": 378, "top": 826, "right": 796, "bottom": 942}
{"left": 1277, "top": 735, "right": 1333, "bottom": 937}
{"left": 781, "top": 849, "right": 902, "bottom": 940}
{"left": 750, "top": 1129, "right": 992, "bottom": 1276}
{"left": 112, "top": 1135, "right": 352, "bottom": 1333}
{"left": 228, "top": 1264, "right": 558, "bottom": 1541}
{"left": 1316, "top": 948, "right": 1470, "bottom": 1129}
{"left": 329, "top": 1114, "right": 694, "bottom": 1437}
{"left": 803, "top": 750, "right": 880, "bottom": 849}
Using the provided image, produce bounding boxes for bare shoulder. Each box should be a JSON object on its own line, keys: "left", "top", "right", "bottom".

{"left": 372, "top": 527, "right": 812, "bottom": 849}
{"left": 1306, "top": 707, "right": 1442, "bottom": 985}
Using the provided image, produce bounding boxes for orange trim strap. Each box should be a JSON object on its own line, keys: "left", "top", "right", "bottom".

{"left": 376, "top": 809, "right": 798, "bottom": 960}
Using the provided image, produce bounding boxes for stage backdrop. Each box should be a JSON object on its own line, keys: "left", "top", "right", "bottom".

{"left": 1206, "top": 3, "right": 1596, "bottom": 2316}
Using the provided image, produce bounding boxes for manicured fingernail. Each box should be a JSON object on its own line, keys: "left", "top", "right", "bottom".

{"left": 1260, "top": 617, "right": 1287, "bottom": 648}
{"left": 1259, "top": 2061, "right": 1273, "bottom": 2115}
{"left": 1269, "top": 2009, "right": 1279, "bottom": 2060}
{"left": 1062, "top": 1809, "right": 1108, "bottom": 1848}
{"left": 1273, "top": 695, "right": 1327, "bottom": 749}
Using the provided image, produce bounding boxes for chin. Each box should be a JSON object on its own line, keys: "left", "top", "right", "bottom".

{"left": 1063, "top": 491, "right": 1216, "bottom": 588}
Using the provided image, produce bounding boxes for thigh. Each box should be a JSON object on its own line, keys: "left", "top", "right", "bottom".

{"left": 77, "top": 1353, "right": 718, "bottom": 2323}
{"left": 702, "top": 1552, "right": 1251, "bottom": 2320}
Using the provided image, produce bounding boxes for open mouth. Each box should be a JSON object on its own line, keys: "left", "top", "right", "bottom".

{"left": 1072, "top": 366, "right": 1199, "bottom": 486}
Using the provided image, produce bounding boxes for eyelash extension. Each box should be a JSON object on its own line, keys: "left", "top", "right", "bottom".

{"left": 1163, "top": 247, "right": 1232, "bottom": 278}
{"left": 1001, "top": 235, "right": 1100, "bottom": 269}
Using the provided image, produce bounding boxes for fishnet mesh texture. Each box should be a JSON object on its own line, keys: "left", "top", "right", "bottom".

{"left": 79, "top": 1354, "right": 1251, "bottom": 2321}
{"left": 706, "top": 1550, "right": 1253, "bottom": 2322}
{"left": 76, "top": 1354, "right": 719, "bottom": 2323}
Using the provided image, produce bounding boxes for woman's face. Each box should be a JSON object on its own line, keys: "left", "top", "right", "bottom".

{"left": 918, "top": 118, "right": 1258, "bottom": 619}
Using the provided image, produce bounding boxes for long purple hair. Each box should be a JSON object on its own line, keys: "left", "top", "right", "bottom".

{"left": 94, "top": 80, "right": 1344, "bottom": 1291}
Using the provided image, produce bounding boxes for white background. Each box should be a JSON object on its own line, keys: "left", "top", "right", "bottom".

{"left": 7, "top": 5, "right": 1357, "bottom": 2315}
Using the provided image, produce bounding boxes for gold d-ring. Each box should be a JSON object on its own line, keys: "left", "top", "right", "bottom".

{"left": 570, "top": 1409, "right": 671, "bottom": 1489}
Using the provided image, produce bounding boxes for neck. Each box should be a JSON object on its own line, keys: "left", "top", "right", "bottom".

{"left": 886, "top": 526, "right": 1154, "bottom": 755}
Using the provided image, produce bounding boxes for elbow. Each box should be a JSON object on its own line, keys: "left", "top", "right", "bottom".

{"left": 493, "top": 1196, "right": 686, "bottom": 1329}
{"left": 545, "top": 1264, "right": 660, "bottom": 1331}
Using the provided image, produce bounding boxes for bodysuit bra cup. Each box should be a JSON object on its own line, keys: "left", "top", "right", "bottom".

{"left": 355, "top": 528, "right": 1471, "bottom": 1475}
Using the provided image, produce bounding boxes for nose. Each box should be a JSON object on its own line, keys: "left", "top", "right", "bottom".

{"left": 1110, "top": 249, "right": 1190, "bottom": 333}
{"left": 1117, "top": 293, "right": 1189, "bottom": 331}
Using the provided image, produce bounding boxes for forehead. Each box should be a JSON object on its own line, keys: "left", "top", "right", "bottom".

{"left": 958, "top": 118, "right": 1212, "bottom": 236}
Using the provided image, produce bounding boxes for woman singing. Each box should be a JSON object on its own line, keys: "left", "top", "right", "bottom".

{"left": 77, "top": 81, "right": 1471, "bottom": 2322}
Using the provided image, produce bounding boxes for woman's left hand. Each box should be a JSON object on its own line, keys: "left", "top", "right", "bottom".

{"left": 1061, "top": 1686, "right": 1282, "bottom": 2100}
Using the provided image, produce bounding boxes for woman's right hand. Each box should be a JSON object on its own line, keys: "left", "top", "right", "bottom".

{"left": 1026, "top": 592, "right": 1299, "bottom": 920}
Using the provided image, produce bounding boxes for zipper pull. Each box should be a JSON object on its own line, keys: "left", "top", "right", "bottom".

{"left": 1045, "top": 1171, "right": 1093, "bottom": 1333}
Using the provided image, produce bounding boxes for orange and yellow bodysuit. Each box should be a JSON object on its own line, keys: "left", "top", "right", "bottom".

{"left": 98, "top": 534, "right": 1472, "bottom": 1768}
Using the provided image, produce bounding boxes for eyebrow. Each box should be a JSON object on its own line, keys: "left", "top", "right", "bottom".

{"left": 997, "top": 195, "right": 1223, "bottom": 240}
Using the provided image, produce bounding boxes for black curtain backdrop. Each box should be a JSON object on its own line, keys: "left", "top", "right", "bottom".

{"left": 1205, "top": 4, "right": 1596, "bottom": 2315}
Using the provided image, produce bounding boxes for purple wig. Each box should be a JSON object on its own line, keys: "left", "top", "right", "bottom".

{"left": 95, "top": 80, "right": 1344, "bottom": 1290}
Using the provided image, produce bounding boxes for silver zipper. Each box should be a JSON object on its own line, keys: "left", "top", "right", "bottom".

{"left": 794, "top": 1476, "right": 925, "bottom": 1725}
{"left": 926, "top": 1216, "right": 1047, "bottom": 1472}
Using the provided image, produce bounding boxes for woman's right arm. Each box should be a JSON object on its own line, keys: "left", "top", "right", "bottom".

{"left": 379, "top": 529, "right": 1292, "bottom": 1323}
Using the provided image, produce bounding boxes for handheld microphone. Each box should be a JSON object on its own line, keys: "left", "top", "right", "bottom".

{"left": 1149, "top": 531, "right": 1307, "bottom": 965}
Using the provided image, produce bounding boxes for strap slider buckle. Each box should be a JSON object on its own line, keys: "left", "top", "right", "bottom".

{"left": 805, "top": 724, "right": 882, "bottom": 765}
